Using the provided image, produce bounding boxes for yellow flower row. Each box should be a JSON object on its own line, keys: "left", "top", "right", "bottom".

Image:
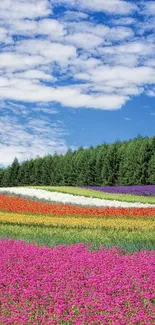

{"left": 0, "top": 212, "right": 154, "bottom": 231}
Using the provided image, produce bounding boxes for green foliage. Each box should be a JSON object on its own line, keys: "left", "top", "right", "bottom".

{"left": 1, "top": 135, "right": 155, "bottom": 186}
{"left": 101, "top": 141, "right": 121, "bottom": 185}
{"left": 0, "top": 168, "right": 4, "bottom": 187}
{"left": 148, "top": 153, "right": 155, "bottom": 184}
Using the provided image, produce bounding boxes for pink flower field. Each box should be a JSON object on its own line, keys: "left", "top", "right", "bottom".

{"left": 0, "top": 240, "right": 155, "bottom": 325}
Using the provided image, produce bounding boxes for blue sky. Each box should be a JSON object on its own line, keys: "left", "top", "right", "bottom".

{"left": 0, "top": 0, "right": 155, "bottom": 166}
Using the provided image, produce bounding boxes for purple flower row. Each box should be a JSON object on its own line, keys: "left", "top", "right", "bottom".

{"left": 0, "top": 239, "right": 155, "bottom": 325}
{"left": 82, "top": 185, "right": 155, "bottom": 196}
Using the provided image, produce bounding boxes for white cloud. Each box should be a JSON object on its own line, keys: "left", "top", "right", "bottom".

{"left": 0, "top": 0, "right": 51, "bottom": 20}
{"left": 124, "top": 117, "right": 131, "bottom": 121}
{"left": 60, "top": 0, "right": 137, "bottom": 14}
{"left": 62, "top": 10, "right": 88, "bottom": 21}
{"left": 0, "top": 77, "right": 128, "bottom": 110}
{"left": 74, "top": 65, "right": 155, "bottom": 86}
{"left": 7, "top": 18, "right": 66, "bottom": 39}
{"left": 100, "top": 41, "right": 155, "bottom": 56}
{"left": 0, "top": 53, "right": 44, "bottom": 72}
{"left": 16, "top": 39, "right": 77, "bottom": 64}
{"left": 0, "top": 27, "right": 12, "bottom": 43}
{"left": 142, "top": 1, "right": 155, "bottom": 16}
{"left": 147, "top": 89, "right": 155, "bottom": 97}
{"left": 66, "top": 32, "right": 104, "bottom": 49}
{"left": 65, "top": 21, "right": 134, "bottom": 42}
{"left": 14, "top": 70, "right": 55, "bottom": 81}
{"left": 110, "top": 17, "right": 136, "bottom": 25}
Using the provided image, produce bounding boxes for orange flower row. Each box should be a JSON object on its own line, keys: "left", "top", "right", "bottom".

{"left": 0, "top": 194, "right": 155, "bottom": 218}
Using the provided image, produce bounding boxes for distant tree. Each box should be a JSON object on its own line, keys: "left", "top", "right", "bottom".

{"left": 2, "top": 135, "right": 155, "bottom": 187}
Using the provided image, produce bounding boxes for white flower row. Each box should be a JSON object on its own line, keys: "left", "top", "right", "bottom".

{"left": 0, "top": 187, "right": 155, "bottom": 208}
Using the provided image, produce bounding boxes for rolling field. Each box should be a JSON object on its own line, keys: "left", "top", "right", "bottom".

{"left": 0, "top": 186, "right": 155, "bottom": 325}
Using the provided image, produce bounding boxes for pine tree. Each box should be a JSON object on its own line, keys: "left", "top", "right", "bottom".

{"left": 148, "top": 153, "right": 155, "bottom": 184}
{"left": 33, "top": 158, "right": 43, "bottom": 185}
{"left": 95, "top": 145, "right": 108, "bottom": 185}
{"left": 1, "top": 167, "right": 12, "bottom": 187}
{"left": 62, "top": 149, "right": 74, "bottom": 186}
{"left": 102, "top": 142, "right": 120, "bottom": 186}
{"left": 41, "top": 156, "right": 52, "bottom": 185}
{"left": 10, "top": 157, "right": 20, "bottom": 186}
{"left": 133, "top": 138, "right": 150, "bottom": 185}
{"left": 17, "top": 161, "right": 30, "bottom": 186}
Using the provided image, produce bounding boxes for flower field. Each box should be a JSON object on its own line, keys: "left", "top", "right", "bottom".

{"left": 1, "top": 187, "right": 155, "bottom": 207}
{"left": 34, "top": 186, "right": 155, "bottom": 204}
{"left": 82, "top": 185, "right": 155, "bottom": 196}
{"left": 0, "top": 186, "right": 155, "bottom": 325}
{"left": 0, "top": 240, "right": 155, "bottom": 325}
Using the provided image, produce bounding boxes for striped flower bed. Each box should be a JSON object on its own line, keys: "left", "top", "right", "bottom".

{"left": 0, "top": 187, "right": 155, "bottom": 208}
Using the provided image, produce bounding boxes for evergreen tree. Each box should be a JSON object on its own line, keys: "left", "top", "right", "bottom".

{"left": 101, "top": 142, "right": 121, "bottom": 185}
{"left": 10, "top": 157, "right": 20, "bottom": 186}
{"left": 117, "top": 142, "right": 129, "bottom": 185}
{"left": 148, "top": 153, "right": 155, "bottom": 184}
{"left": 52, "top": 154, "right": 64, "bottom": 185}
{"left": 95, "top": 144, "right": 108, "bottom": 185}
{"left": 40, "top": 155, "right": 52, "bottom": 186}
{"left": 62, "top": 149, "right": 74, "bottom": 186}
{"left": 33, "top": 158, "right": 44, "bottom": 185}
{"left": 84, "top": 147, "right": 96, "bottom": 185}
{"left": 1, "top": 167, "right": 12, "bottom": 187}
{"left": 17, "top": 161, "right": 30, "bottom": 186}
{"left": 1, "top": 135, "right": 155, "bottom": 187}
{"left": 133, "top": 138, "right": 150, "bottom": 185}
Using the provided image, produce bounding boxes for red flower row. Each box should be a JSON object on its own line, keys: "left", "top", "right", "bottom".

{"left": 0, "top": 194, "right": 155, "bottom": 218}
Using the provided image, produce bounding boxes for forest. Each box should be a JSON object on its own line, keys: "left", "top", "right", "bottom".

{"left": 1, "top": 135, "right": 155, "bottom": 187}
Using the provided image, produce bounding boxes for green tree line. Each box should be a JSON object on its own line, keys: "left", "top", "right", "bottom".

{"left": 1, "top": 135, "right": 155, "bottom": 187}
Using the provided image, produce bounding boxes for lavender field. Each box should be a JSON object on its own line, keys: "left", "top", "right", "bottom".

{"left": 82, "top": 185, "right": 155, "bottom": 196}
